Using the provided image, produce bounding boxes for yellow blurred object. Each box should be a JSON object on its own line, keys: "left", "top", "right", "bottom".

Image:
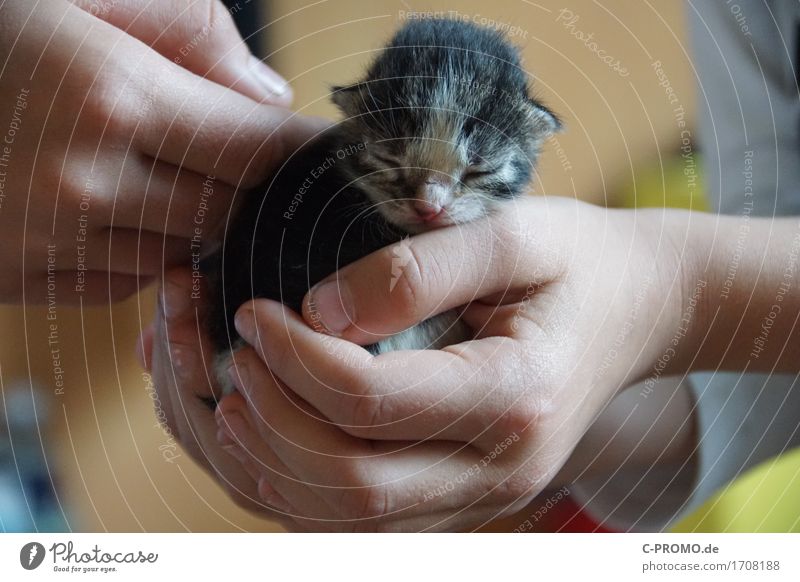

{"left": 674, "top": 447, "right": 800, "bottom": 533}
{"left": 619, "top": 151, "right": 708, "bottom": 211}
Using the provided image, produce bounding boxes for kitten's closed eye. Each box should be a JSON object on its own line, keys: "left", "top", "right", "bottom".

{"left": 371, "top": 152, "right": 402, "bottom": 167}
{"left": 461, "top": 167, "right": 496, "bottom": 181}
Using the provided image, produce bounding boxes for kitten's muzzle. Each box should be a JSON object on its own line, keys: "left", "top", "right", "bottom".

{"left": 412, "top": 198, "right": 444, "bottom": 221}
{"left": 412, "top": 176, "right": 455, "bottom": 223}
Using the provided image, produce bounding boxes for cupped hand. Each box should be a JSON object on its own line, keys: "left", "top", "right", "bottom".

{"left": 139, "top": 268, "right": 302, "bottom": 530}
{"left": 217, "top": 196, "right": 689, "bottom": 531}
{"left": 0, "top": 0, "right": 321, "bottom": 304}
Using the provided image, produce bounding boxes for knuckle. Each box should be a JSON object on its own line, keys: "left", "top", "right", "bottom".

{"left": 348, "top": 391, "right": 389, "bottom": 430}
{"left": 84, "top": 76, "right": 137, "bottom": 138}
{"left": 496, "top": 392, "right": 543, "bottom": 438}
{"left": 58, "top": 163, "right": 94, "bottom": 207}
{"left": 380, "top": 242, "right": 436, "bottom": 320}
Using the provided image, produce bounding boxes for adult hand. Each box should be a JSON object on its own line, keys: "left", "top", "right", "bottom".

{"left": 216, "top": 196, "right": 692, "bottom": 531}
{"left": 0, "top": 0, "right": 310, "bottom": 304}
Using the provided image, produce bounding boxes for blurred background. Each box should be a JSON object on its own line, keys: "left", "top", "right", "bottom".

{"left": 0, "top": 0, "right": 796, "bottom": 532}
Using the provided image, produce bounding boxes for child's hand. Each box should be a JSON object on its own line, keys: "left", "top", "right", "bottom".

{"left": 215, "top": 196, "right": 689, "bottom": 531}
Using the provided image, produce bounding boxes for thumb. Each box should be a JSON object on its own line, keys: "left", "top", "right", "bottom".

{"left": 300, "top": 202, "right": 563, "bottom": 345}
{"left": 71, "top": 0, "right": 291, "bottom": 105}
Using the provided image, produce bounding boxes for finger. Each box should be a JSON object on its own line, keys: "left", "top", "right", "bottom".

{"left": 217, "top": 393, "right": 334, "bottom": 523}
{"left": 151, "top": 268, "right": 268, "bottom": 511}
{"left": 111, "top": 157, "right": 236, "bottom": 239}
{"left": 237, "top": 299, "right": 534, "bottom": 445}
{"left": 300, "top": 198, "right": 567, "bottom": 345}
{"left": 79, "top": 229, "right": 190, "bottom": 276}
{"left": 220, "top": 395, "right": 528, "bottom": 532}
{"left": 461, "top": 299, "right": 558, "bottom": 342}
{"left": 228, "top": 347, "right": 498, "bottom": 515}
{"left": 71, "top": 0, "right": 292, "bottom": 104}
{"left": 136, "top": 63, "right": 328, "bottom": 187}
{"left": 67, "top": 5, "right": 327, "bottom": 189}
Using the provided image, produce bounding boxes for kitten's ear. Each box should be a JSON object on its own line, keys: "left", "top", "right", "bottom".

{"left": 331, "top": 84, "right": 363, "bottom": 117}
{"left": 528, "top": 99, "right": 562, "bottom": 135}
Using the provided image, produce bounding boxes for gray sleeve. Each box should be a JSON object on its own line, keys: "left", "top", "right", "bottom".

{"left": 571, "top": 374, "right": 800, "bottom": 532}
{"left": 689, "top": 0, "right": 800, "bottom": 216}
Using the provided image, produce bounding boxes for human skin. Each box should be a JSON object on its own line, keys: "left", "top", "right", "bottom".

{"left": 0, "top": 0, "right": 324, "bottom": 304}
{"left": 145, "top": 195, "right": 799, "bottom": 531}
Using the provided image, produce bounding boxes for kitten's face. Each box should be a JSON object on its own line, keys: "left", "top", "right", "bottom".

{"left": 331, "top": 22, "right": 559, "bottom": 233}
{"left": 351, "top": 118, "right": 528, "bottom": 233}
{"left": 334, "top": 90, "right": 557, "bottom": 233}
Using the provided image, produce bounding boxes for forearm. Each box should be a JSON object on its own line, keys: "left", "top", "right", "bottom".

{"left": 678, "top": 213, "right": 800, "bottom": 374}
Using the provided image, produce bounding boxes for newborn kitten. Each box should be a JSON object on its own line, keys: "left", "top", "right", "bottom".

{"left": 205, "top": 18, "right": 560, "bottom": 394}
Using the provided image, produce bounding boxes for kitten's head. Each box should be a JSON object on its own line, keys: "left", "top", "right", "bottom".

{"left": 331, "top": 18, "right": 560, "bottom": 233}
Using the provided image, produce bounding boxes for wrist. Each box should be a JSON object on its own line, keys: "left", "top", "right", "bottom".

{"left": 617, "top": 208, "right": 707, "bottom": 385}
{"left": 653, "top": 211, "right": 800, "bottom": 375}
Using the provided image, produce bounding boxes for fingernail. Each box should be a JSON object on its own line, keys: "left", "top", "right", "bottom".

{"left": 218, "top": 410, "right": 245, "bottom": 439}
{"left": 258, "top": 477, "right": 292, "bottom": 513}
{"left": 162, "top": 279, "right": 191, "bottom": 320}
{"left": 234, "top": 307, "right": 256, "bottom": 342}
{"left": 249, "top": 55, "right": 289, "bottom": 97}
{"left": 308, "top": 280, "right": 354, "bottom": 335}
{"left": 216, "top": 427, "right": 234, "bottom": 447}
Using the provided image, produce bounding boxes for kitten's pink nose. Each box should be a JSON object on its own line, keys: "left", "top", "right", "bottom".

{"left": 413, "top": 199, "right": 443, "bottom": 221}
